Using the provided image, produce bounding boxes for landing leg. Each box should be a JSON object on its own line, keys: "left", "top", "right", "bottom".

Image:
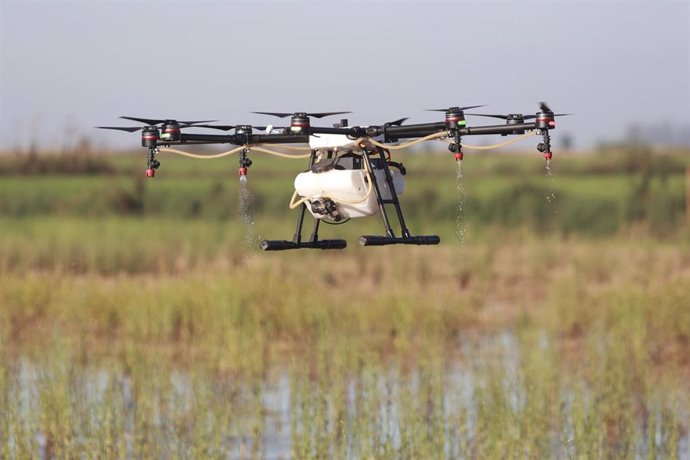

{"left": 359, "top": 147, "right": 440, "bottom": 247}
{"left": 261, "top": 149, "right": 347, "bottom": 251}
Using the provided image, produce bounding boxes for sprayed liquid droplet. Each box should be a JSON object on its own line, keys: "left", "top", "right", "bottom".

{"left": 238, "top": 177, "right": 259, "bottom": 252}
{"left": 544, "top": 160, "right": 558, "bottom": 214}
{"left": 455, "top": 161, "right": 469, "bottom": 245}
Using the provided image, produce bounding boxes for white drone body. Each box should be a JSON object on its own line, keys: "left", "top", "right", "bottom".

{"left": 293, "top": 132, "right": 404, "bottom": 221}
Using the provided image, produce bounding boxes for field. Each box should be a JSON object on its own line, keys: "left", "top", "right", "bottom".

{"left": 0, "top": 144, "right": 689, "bottom": 458}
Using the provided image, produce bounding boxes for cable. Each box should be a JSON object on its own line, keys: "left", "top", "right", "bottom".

{"left": 289, "top": 190, "right": 310, "bottom": 209}
{"left": 160, "top": 145, "right": 313, "bottom": 160}
{"left": 248, "top": 146, "right": 312, "bottom": 159}
{"left": 322, "top": 217, "right": 351, "bottom": 226}
{"left": 366, "top": 131, "right": 448, "bottom": 150}
{"left": 159, "top": 131, "right": 535, "bottom": 159}
{"left": 257, "top": 143, "right": 310, "bottom": 151}
{"left": 158, "top": 145, "right": 246, "bottom": 159}
{"left": 442, "top": 131, "right": 537, "bottom": 150}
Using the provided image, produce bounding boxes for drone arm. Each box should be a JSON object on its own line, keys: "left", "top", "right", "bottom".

{"left": 248, "top": 134, "right": 309, "bottom": 144}
{"left": 458, "top": 122, "right": 540, "bottom": 136}
{"left": 178, "top": 133, "right": 238, "bottom": 144}
{"left": 368, "top": 122, "right": 447, "bottom": 138}
{"left": 169, "top": 133, "right": 311, "bottom": 145}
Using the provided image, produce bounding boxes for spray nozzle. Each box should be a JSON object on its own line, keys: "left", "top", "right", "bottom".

{"left": 145, "top": 149, "right": 160, "bottom": 179}
{"left": 449, "top": 142, "right": 463, "bottom": 161}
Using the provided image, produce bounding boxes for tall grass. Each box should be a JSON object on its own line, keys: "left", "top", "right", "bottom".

{"left": 0, "top": 235, "right": 688, "bottom": 457}
{"left": 0, "top": 145, "right": 688, "bottom": 457}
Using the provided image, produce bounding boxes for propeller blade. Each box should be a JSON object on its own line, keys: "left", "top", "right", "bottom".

{"left": 252, "top": 112, "right": 293, "bottom": 118}
{"left": 465, "top": 113, "right": 510, "bottom": 120}
{"left": 458, "top": 104, "right": 486, "bottom": 111}
{"left": 120, "top": 116, "right": 217, "bottom": 125}
{"left": 188, "top": 124, "right": 236, "bottom": 131}
{"left": 96, "top": 126, "right": 142, "bottom": 133}
{"left": 539, "top": 102, "right": 552, "bottom": 113}
{"left": 253, "top": 111, "right": 351, "bottom": 119}
{"left": 308, "top": 111, "right": 352, "bottom": 118}
{"left": 385, "top": 117, "right": 409, "bottom": 127}
{"left": 426, "top": 104, "right": 486, "bottom": 112}
{"left": 184, "top": 124, "right": 272, "bottom": 132}
{"left": 525, "top": 113, "right": 571, "bottom": 120}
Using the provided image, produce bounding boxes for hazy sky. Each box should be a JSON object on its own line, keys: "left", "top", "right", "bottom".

{"left": 1, "top": 0, "right": 688, "bottom": 150}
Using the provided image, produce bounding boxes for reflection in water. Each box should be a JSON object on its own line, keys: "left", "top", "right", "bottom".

{"left": 5, "top": 331, "right": 687, "bottom": 458}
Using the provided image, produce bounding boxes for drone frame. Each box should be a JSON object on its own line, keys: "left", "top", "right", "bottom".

{"left": 98, "top": 106, "right": 560, "bottom": 250}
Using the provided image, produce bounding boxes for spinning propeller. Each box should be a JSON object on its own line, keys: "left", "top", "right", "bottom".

{"left": 467, "top": 102, "right": 570, "bottom": 122}
{"left": 184, "top": 124, "right": 270, "bottom": 132}
{"left": 252, "top": 111, "right": 351, "bottom": 119}
{"left": 97, "top": 116, "right": 217, "bottom": 133}
{"left": 427, "top": 105, "right": 486, "bottom": 129}
{"left": 466, "top": 102, "right": 570, "bottom": 133}
{"left": 253, "top": 111, "right": 352, "bottom": 133}
{"left": 384, "top": 117, "right": 408, "bottom": 127}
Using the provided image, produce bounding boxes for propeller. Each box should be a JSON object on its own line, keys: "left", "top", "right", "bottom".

{"left": 466, "top": 113, "right": 571, "bottom": 121}
{"left": 539, "top": 101, "right": 552, "bottom": 113}
{"left": 384, "top": 117, "right": 408, "bottom": 127}
{"left": 97, "top": 117, "right": 221, "bottom": 133}
{"left": 186, "top": 124, "right": 236, "bottom": 131}
{"left": 96, "top": 123, "right": 220, "bottom": 133}
{"left": 465, "top": 103, "right": 571, "bottom": 137}
{"left": 186, "top": 124, "right": 271, "bottom": 132}
{"left": 119, "top": 116, "right": 217, "bottom": 125}
{"left": 466, "top": 103, "right": 570, "bottom": 121}
{"left": 96, "top": 126, "right": 146, "bottom": 133}
{"left": 253, "top": 111, "right": 351, "bottom": 119}
{"left": 426, "top": 105, "right": 486, "bottom": 112}
{"left": 465, "top": 113, "right": 523, "bottom": 120}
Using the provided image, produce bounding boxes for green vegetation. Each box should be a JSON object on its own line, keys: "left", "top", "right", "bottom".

{"left": 0, "top": 144, "right": 688, "bottom": 457}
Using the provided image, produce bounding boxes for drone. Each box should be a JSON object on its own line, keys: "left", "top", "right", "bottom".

{"left": 97, "top": 103, "right": 567, "bottom": 250}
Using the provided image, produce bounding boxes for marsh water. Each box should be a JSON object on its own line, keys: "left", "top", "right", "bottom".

{"left": 5, "top": 331, "right": 688, "bottom": 459}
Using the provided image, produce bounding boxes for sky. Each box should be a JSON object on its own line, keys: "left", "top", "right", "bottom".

{"left": 0, "top": 0, "right": 688, "bottom": 151}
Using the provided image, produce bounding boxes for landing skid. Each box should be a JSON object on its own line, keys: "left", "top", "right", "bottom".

{"left": 261, "top": 239, "right": 347, "bottom": 251}
{"left": 359, "top": 235, "right": 440, "bottom": 246}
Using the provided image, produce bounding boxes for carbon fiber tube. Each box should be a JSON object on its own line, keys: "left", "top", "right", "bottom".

{"left": 358, "top": 235, "right": 441, "bottom": 246}
{"left": 260, "top": 239, "right": 348, "bottom": 251}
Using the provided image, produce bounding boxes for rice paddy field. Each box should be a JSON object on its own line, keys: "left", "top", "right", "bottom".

{"left": 0, "top": 144, "right": 689, "bottom": 458}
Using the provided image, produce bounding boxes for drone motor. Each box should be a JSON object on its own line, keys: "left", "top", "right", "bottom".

{"left": 290, "top": 113, "right": 310, "bottom": 134}
{"left": 141, "top": 126, "right": 160, "bottom": 148}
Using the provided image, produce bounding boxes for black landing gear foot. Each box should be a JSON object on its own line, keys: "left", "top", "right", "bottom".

{"left": 260, "top": 239, "right": 348, "bottom": 251}
{"left": 358, "top": 235, "right": 441, "bottom": 247}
